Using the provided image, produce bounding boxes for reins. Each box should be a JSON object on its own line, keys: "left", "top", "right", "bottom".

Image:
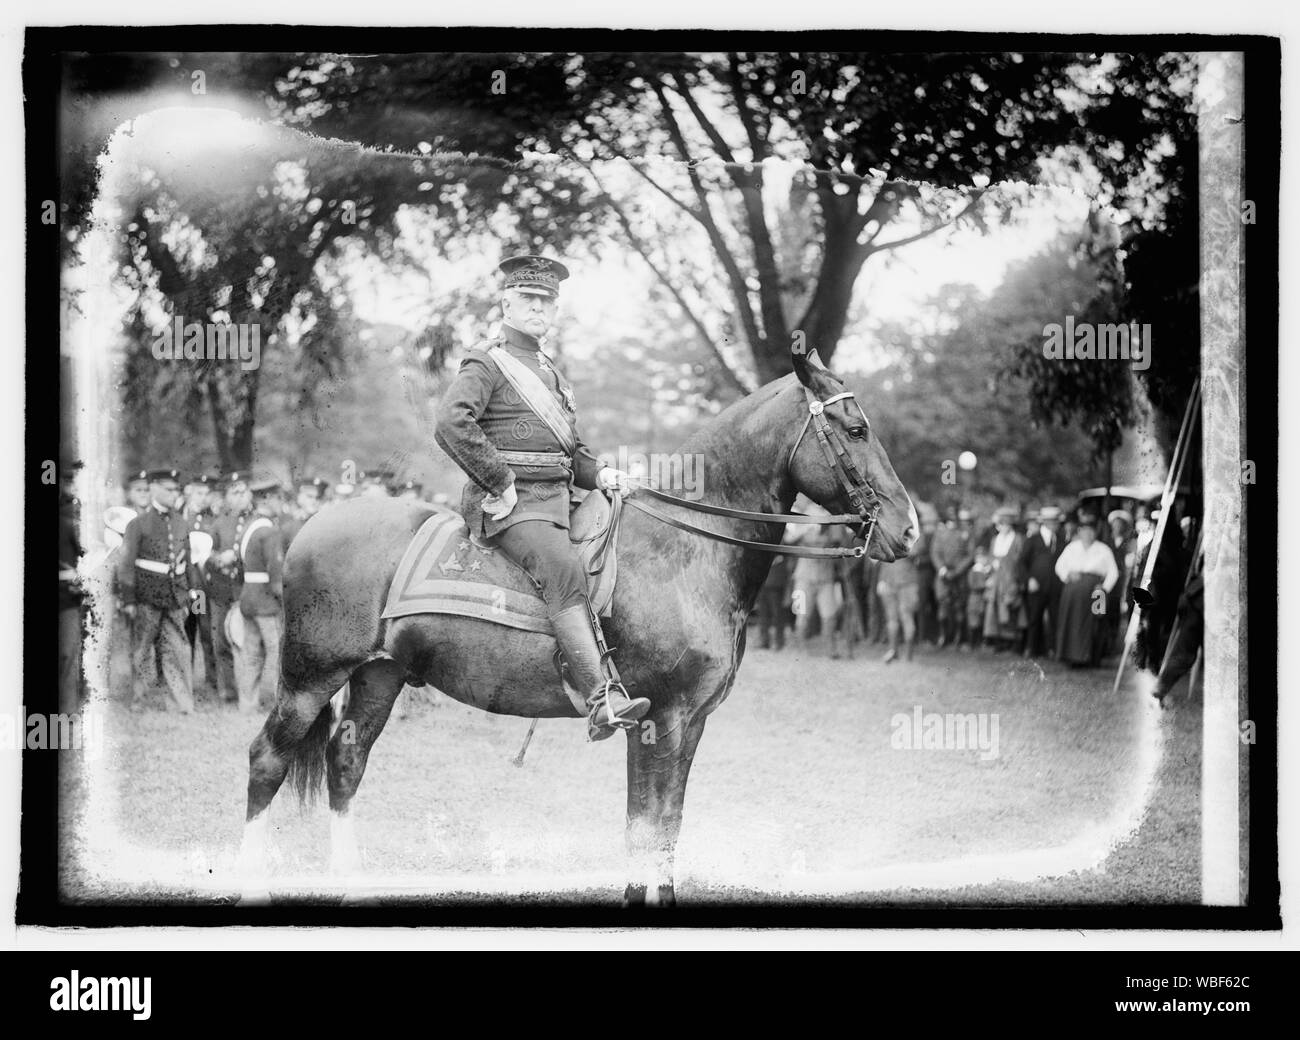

{"left": 594, "top": 383, "right": 885, "bottom": 564}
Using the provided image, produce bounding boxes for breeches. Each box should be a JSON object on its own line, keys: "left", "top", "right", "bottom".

{"left": 492, "top": 519, "right": 587, "bottom": 614}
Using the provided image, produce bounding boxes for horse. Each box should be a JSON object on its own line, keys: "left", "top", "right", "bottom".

{"left": 238, "top": 350, "right": 919, "bottom": 905}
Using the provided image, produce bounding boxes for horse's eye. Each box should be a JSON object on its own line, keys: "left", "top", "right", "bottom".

{"left": 848, "top": 425, "right": 869, "bottom": 440}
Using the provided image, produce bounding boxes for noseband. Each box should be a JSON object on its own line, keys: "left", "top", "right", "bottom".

{"left": 618, "top": 383, "right": 884, "bottom": 561}
{"left": 788, "top": 385, "right": 884, "bottom": 549}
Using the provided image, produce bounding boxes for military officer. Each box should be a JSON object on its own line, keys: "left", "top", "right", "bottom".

{"left": 206, "top": 472, "right": 253, "bottom": 706}
{"left": 235, "top": 479, "right": 286, "bottom": 714}
{"left": 116, "top": 468, "right": 195, "bottom": 713}
{"left": 434, "top": 254, "right": 650, "bottom": 740}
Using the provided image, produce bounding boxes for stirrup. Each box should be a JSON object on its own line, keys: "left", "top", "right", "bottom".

{"left": 586, "top": 680, "right": 649, "bottom": 742}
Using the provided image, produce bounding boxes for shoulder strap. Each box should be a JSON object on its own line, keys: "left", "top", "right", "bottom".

{"left": 486, "top": 346, "right": 576, "bottom": 453}
{"left": 239, "top": 517, "right": 272, "bottom": 561}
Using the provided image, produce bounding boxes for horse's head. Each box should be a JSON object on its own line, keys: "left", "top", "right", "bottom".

{"left": 786, "top": 349, "right": 919, "bottom": 562}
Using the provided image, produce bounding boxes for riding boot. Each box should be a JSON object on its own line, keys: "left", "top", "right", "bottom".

{"left": 905, "top": 634, "right": 915, "bottom": 662}
{"left": 551, "top": 604, "right": 651, "bottom": 742}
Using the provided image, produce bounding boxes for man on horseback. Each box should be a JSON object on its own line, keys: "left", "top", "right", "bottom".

{"left": 434, "top": 254, "right": 651, "bottom": 741}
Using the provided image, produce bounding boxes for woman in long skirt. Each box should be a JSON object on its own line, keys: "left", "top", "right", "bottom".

{"left": 982, "top": 505, "right": 1026, "bottom": 651}
{"left": 1054, "top": 513, "right": 1121, "bottom": 667}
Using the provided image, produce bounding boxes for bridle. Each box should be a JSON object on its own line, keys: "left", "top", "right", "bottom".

{"left": 606, "top": 382, "right": 885, "bottom": 563}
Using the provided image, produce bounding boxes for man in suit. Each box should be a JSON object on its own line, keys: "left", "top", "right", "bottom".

{"left": 1018, "top": 504, "right": 1065, "bottom": 659}
{"left": 434, "top": 254, "right": 649, "bottom": 741}
{"left": 117, "top": 468, "right": 195, "bottom": 712}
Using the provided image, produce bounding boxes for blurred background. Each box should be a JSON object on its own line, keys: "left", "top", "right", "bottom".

{"left": 58, "top": 50, "right": 1201, "bottom": 521}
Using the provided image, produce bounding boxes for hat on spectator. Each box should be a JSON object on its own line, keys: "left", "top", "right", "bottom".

{"left": 993, "top": 505, "right": 1019, "bottom": 524}
{"left": 1107, "top": 508, "right": 1134, "bottom": 528}
{"left": 147, "top": 468, "right": 182, "bottom": 485}
{"left": 1038, "top": 505, "right": 1064, "bottom": 522}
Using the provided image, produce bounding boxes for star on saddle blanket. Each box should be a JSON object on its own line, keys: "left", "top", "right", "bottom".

{"left": 381, "top": 493, "right": 618, "bottom": 633}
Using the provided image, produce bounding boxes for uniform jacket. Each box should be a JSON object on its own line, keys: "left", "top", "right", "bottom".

{"left": 117, "top": 503, "right": 192, "bottom": 610}
{"left": 206, "top": 509, "right": 253, "bottom": 605}
{"left": 434, "top": 323, "right": 602, "bottom": 539}
{"left": 239, "top": 515, "right": 284, "bottom": 617}
{"left": 930, "top": 524, "right": 973, "bottom": 577}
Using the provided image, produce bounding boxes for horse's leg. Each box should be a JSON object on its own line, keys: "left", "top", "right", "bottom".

{"left": 239, "top": 663, "right": 353, "bottom": 876}
{"left": 326, "top": 658, "right": 406, "bottom": 876}
{"left": 623, "top": 703, "right": 709, "bottom": 909}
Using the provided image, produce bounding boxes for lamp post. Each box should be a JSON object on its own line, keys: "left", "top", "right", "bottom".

{"left": 958, "top": 450, "right": 978, "bottom": 503}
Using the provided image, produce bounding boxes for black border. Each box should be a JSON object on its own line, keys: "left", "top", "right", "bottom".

{"left": 22, "top": 26, "right": 1282, "bottom": 929}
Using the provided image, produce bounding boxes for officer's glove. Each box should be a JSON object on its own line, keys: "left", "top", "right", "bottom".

{"left": 484, "top": 482, "right": 518, "bottom": 521}
{"left": 598, "top": 467, "right": 632, "bottom": 494}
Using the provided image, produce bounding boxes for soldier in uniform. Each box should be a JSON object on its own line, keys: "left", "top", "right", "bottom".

{"left": 183, "top": 473, "right": 220, "bottom": 704}
{"left": 930, "top": 505, "right": 974, "bottom": 648}
{"left": 206, "top": 472, "right": 253, "bottom": 706}
{"left": 125, "top": 470, "right": 151, "bottom": 512}
{"left": 116, "top": 468, "right": 195, "bottom": 713}
{"left": 235, "top": 479, "right": 286, "bottom": 714}
{"left": 281, "top": 475, "right": 326, "bottom": 551}
{"left": 434, "top": 254, "right": 650, "bottom": 740}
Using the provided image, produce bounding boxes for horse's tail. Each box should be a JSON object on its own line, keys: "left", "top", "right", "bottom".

{"left": 285, "top": 700, "right": 333, "bottom": 807}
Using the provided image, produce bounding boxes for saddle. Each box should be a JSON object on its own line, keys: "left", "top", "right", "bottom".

{"left": 381, "top": 491, "right": 619, "bottom": 634}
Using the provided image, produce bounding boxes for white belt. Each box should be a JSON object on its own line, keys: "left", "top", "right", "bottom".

{"left": 59, "top": 568, "right": 78, "bottom": 581}
{"left": 243, "top": 572, "right": 270, "bottom": 583}
{"left": 498, "top": 449, "right": 572, "bottom": 467}
{"left": 134, "top": 559, "right": 172, "bottom": 575}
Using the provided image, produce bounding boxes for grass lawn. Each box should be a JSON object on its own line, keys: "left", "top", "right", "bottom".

{"left": 58, "top": 635, "right": 1199, "bottom": 908}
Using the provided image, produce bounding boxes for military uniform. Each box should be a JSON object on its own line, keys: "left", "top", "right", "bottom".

{"left": 433, "top": 254, "right": 649, "bottom": 740}
{"left": 437, "top": 323, "right": 605, "bottom": 539}
{"left": 930, "top": 515, "right": 974, "bottom": 646}
{"left": 117, "top": 471, "right": 194, "bottom": 712}
{"left": 235, "top": 481, "right": 285, "bottom": 713}
{"left": 206, "top": 474, "right": 253, "bottom": 705}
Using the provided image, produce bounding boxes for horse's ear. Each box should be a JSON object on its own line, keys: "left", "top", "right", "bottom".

{"left": 792, "top": 342, "right": 813, "bottom": 386}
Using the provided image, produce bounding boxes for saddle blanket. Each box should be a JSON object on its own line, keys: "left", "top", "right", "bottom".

{"left": 381, "top": 508, "right": 616, "bottom": 634}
